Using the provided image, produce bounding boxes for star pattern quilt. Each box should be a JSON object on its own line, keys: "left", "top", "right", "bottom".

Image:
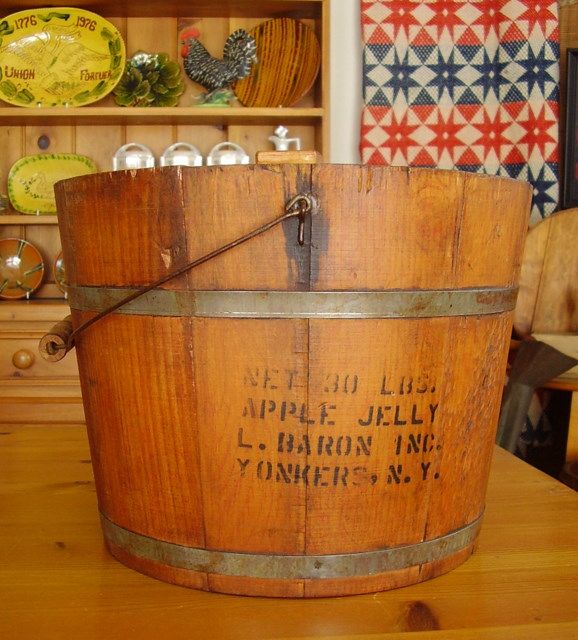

{"left": 360, "top": 0, "right": 560, "bottom": 223}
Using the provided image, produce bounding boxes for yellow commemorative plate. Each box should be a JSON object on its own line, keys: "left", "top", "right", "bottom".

{"left": 0, "top": 7, "right": 125, "bottom": 107}
{"left": 8, "top": 153, "right": 98, "bottom": 214}
{"left": 0, "top": 238, "right": 44, "bottom": 300}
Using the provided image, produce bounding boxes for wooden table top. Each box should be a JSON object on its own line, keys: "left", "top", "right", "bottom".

{"left": 1, "top": 424, "right": 577, "bottom": 639}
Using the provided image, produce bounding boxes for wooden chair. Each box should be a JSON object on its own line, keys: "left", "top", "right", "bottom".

{"left": 497, "top": 208, "right": 578, "bottom": 482}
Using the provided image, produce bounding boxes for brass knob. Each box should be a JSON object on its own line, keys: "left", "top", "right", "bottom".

{"left": 12, "top": 349, "right": 35, "bottom": 370}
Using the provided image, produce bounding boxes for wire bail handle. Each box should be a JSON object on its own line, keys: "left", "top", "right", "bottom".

{"left": 39, "top": 194, "right": 314, "bottom": 360}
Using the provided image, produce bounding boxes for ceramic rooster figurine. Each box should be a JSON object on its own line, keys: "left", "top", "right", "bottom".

{"left": 180, "top": 27, "right": 257, "bottom": 97}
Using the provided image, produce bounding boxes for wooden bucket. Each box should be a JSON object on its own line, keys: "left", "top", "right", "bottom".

{"left": 54, "top": 164, "right": 531, "bottom": 597}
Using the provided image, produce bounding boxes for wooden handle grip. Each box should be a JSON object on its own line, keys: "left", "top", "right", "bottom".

{"left": 256, "top": 150, "right": 321, "bottom": 165}
{"left": 39, "top": 315, "right": 74, "bottom": 362}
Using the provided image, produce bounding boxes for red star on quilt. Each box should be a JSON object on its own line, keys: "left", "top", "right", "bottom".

{"left": 360, "top": 0, "right": 560, "bottom": 223}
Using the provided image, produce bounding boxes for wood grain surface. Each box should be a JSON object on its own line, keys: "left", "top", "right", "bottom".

{"left": 1, "top": 425, "right": 577, "bottom": 639}
{"left": 234, "top": 17, "right": 321, "bottom": 107}
{"left": 514, "top": 207, "right": 578, "bottom": 336}
{"left": 52, "top": 164, "right": 532, "bottom": 596}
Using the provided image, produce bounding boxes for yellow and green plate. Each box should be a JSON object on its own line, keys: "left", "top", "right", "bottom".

{"left": 0, "top": 7, "right": 125, "bottom": 107}
{"left": 8, "top": 153, "right": 97, "bottom": 214}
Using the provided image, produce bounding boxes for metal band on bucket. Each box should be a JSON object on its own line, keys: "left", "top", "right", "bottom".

{"left": 69, "top": 287, "right": 517, "bottom": 319}
{"left": 101, "top": 513, "right": 482, "bottom": 579}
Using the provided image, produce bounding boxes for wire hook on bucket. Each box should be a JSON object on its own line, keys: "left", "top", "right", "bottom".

{"left": 284, "top": 194, "right": 313, "bottom": 246}
{"left": 39, "top": 194, "right": 315, "bottom": 361}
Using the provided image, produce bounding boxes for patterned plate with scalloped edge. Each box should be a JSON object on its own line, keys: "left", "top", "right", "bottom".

{"left": 0, "top": 7, "right": 125, "bottom": 107}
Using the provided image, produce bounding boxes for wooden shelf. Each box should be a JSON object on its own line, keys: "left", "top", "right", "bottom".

{"left": 0, "top": 215, "right": 58, "bottom": 225}
{"left": 0, "top": 1, "right": 323, "bottom": 19}
{"left": 0, "top": 106, "right": 324, "bottom": 126}
{"left": 0, "top": 0, "right": 329, "bottom": 423}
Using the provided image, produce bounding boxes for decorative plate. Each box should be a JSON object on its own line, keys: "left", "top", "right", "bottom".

{"left": 8, "top": 153, "right": 98, "bottom": 214}
{"left": 53, "top": 251, "right": 66, "bottom": 293}
{"left": 0, "top": 238, "right": 44, "bottom": 300}
{"left": 0, "top": 7, "right": 125, "bottom": 107}
{"left": 234, "top": 18, "right": 320, "bottom": 108}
